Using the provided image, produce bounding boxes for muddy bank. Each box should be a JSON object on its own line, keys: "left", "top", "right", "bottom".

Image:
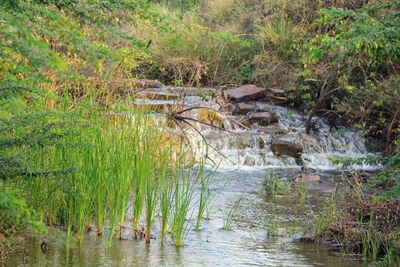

{"left": 311, "top": 196, "right": 400, "bottom": 260}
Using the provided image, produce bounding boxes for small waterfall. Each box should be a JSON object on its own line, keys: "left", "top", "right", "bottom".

{"left": 134, "top": 88, "right": 376, "bottom": 171}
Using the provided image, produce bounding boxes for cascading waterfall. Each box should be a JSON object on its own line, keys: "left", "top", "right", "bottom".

{"left": 134, "top": 87, "right": 376, "bottom": 171}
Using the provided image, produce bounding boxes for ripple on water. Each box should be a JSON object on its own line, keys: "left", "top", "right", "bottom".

{"left": 7, "top": 170, "right": 366, "bottom": 267}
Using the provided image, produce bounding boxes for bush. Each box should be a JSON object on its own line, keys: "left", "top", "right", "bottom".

{"left": 35, "top": 0, "right": 78, "bottom": 8}
{"left": 299, "top": 1, "right": 400, "bottom": 146}
{"left": 0, "top": 190, "right": 44, "bottom": 263}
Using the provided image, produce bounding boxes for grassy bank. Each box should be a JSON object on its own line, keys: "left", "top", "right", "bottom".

{"left": 310, "top": 185, "right": 400, "bottom": 265}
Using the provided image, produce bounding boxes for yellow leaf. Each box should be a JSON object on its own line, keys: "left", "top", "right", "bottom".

{"left": 98, "top": 62, "right": 103, "bottom": 73}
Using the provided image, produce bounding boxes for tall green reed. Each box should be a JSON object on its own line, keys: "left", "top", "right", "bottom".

{"left": 141, "top": 121, "right": 160, "bottom": 244}
{"left": 223, "top": 193, "right": 244, "bottom": 231}
{"left": 5, "top": 97, "right": 213, "bottom": 246}
{"left": 107, "top": 117, "right": 136, "bottom": 242}
{"left": 195, "top": 163, "right": 213, "bottom": 231}
{"left": 170, "top": 169, "right": 195, "bottom": 247}
{"left": 159, "top": 164, "right": 174, "bottom": 243}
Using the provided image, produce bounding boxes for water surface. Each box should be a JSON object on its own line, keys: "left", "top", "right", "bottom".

{"left": 8, "top": 169, "right": 365, "bottom": 267}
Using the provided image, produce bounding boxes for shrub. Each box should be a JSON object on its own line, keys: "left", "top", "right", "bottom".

{"left": 0, "top": 190, "right": 44, "bottom": 263}
{"left": 299, "top": 1, "right": 400, "bottom": 146}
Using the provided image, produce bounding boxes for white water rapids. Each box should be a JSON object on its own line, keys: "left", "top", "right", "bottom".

{"left": 134, "top": 89, "right": 376, "bottom": 171}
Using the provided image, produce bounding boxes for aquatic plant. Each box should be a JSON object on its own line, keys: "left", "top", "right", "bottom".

{"left": 132, "top": 169, "right": 144, "bottom": 240}
{"left": 204, "top": 193, "right": 217, "bottom": 221}
{"left": 107, "top": 118, "right": 136, "bottom": 242}
{"left": 2, "top": 104, "right": 192, "bottom": 244}
{"left": 195, "top": 163, "right": 213, "bottom": 231}
{"left": 266, "top": 218, "right": 279, "bottom": 238}
{"left": 142, "top": 124, "right": 161, "bottom": 244}
{"left": 296, "top": 184, "right": 307, "bottom": 203}
{"left": 159, "top": 164, "right": 174, "bottom": 243}
{"left": 170, "top": 168, "right": 196, "bottom": 246}
{"left": 311, "top": 190, "right": 341, "bottom": 237}
{"left": 223, "top": 193, "right": 244, "bottom": 231}
{"left": 263, "top": 177, "right": 290, "bottom": 197}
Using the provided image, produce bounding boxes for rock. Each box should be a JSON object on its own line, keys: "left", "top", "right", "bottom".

{"left": 170, "top": 86, "right": 217, "bottom": 96}
{"left": 272, "top": 140, "right": 303, "bottom": 158}
{"left": 247, "top": 112, "right": 278, "bottom": 126}
{"left": 234, "top": 102, "right": 257, "bottom": 115}
{"left": 136, "top": 88, "right": 180, "bottom": 100}
{"left": 267, "top": 87, "right": 285, "bottom": 95}
{"left": 259, "top": 125, "right": 287, "bottom": 136}
{"left": 223, "top": 85, "right": 267, "bottom": 101}
{"left": 215, "top": 95, "right": 233, "bottom": 113}
{"left": 132, "top": 79, "right": 164, "bottom": 89}
{"left": 197, "top": 109, "right": 225, "bottom": 129}
{"left": 267, "top": 87, "right": 287, "bottom": 103}
{"left": 134, "top": 99, "right": 183, "bottom": 113}
{"left": 294, "top": 174, "right": 321, "bottom": 184}
{"left": 136, "top": 86, "right": 218, "bottom": 101}
{"left": 235, "top": 134, "right": 267, "bottom": 149}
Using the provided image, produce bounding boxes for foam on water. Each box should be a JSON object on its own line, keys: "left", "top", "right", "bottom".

{"left": 134, "top": 93, "right": 376, "bottom": 170}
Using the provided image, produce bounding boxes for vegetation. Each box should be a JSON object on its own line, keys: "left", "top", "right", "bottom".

{"left": 307, "top": 172, "right": 400, "bottom": 264}
{"left": 195, "top": 164, "right": 213, "bottom": 231}
{"left": 223, "top": 193, "right": 244, "bottom": 231}
{"left": 263, "top": 172, "right": 307, "bottom": 202}
{"left": 1, "top": 0, "right": 399, "bottom": 264}
{"left": 170, "top": 168, "right": 196, "bottom": 246}
{"left": 300, "top": 1, "right": 400, "bottom": 142}
{"left": 263, "top": 177, "right": 290, "bottom": 197}
{"left": 332, "top": 147, "right": 400, "bottom": 200}
{"left": 1, "top": 0, "right": 398, "bottom": 144}
{"left": 0, "top": 190, "right": 44, "bottom": 264}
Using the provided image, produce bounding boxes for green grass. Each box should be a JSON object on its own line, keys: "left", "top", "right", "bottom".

{"left": 311, "top": 192, "right": 341, "bottom": 237}
{"left": 0, "top": 100, "right": 208, "bottom": 246}
{"left": 263, "top": 177, "right": 290, "bottom": 197}
{"left": 266, "top": 218, "right": 279, "bottom": 238}
{"left": 296, "top": 184, "right": 307, "bottom": 203}
{"left": 170, "top": 167, "right": 197, "bottom": 246}
{"left": 195, "top": 163, "right": 213, "bottom": 231}
{"left": 159, "top": 161, "right": 174, "bottom": 243}
{"left": 223, "top": 193, "right": 244, "bottom": 231}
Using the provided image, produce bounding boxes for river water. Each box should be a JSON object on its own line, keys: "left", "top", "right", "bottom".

{"left": 7, "top": 88, "right": 375, "bottom": 266}
{"left": 7, "top": 169, "right": 368, "bottom": 267}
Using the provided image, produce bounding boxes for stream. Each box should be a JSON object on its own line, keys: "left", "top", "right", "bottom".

{"left": 7, "top": 86, "right": 376, "bottom": 266}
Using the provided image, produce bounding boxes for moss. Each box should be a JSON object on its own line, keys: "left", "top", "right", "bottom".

{"left": 197, "top": 109, "right": 225, "bottom": 129}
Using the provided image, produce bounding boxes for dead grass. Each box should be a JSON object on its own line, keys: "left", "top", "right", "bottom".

{"left": 316, "top": 198, "right": 400, "bottom": 257}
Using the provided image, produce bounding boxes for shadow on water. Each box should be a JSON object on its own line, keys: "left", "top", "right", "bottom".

{"left": 7, "top": 169, "right": 366, "bottom": 267}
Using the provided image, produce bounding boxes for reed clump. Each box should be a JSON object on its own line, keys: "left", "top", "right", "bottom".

{"left": 1, "top": 101, "right": 212, "bottom": 247}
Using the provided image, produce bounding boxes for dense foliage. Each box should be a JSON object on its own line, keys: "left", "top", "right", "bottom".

{"left": 301, "top": 1, "right": 400, "bottom": 146}
{"left": 1, "top": 1, "right": 399, "bottom": 141}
